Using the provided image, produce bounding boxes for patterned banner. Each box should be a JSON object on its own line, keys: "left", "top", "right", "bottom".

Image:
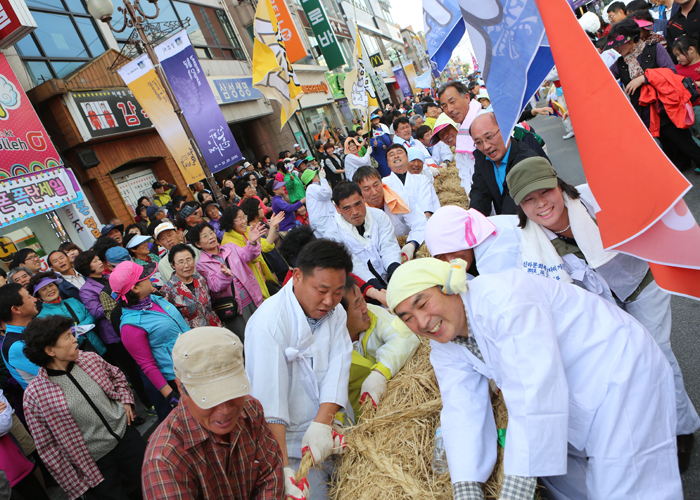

{"left": 423, "top": 0, "right": 465, "bottom": 73}
{"left": 156, "top": 30, "right": 243, "bottom": 174}
{"left": 0, "top": 53, "right": 61, "bottom": 180}
{"left": 118, "top": 54, "right": 206, "bottom": 185}
{"left": 0, "top": 167, "right": 83, "bottom": 228}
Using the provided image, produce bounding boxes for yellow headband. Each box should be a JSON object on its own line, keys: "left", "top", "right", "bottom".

{"left": 386, "top": 258, "right": 468, "bottom": 337}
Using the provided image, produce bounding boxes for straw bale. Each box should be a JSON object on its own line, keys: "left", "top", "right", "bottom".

{"left": 329, "top": 339, "right": 510, "bottom": 500}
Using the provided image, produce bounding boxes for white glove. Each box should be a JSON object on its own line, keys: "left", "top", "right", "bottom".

{"left": 360, "top": 370, "right": 388, "bottom": 407}
{"left": 301, "top": 422, "right": 346, "bottom": 463}
{"left": 430, "top": 166, "right": 441, "bottom": 177}
{"left": 401, "top": 242, "right": 416, "bottom": 262}
{"left": 284, "top": 466, "right": 309, "bottom": 500}
{"left": 319, "top": 167, "right": 326, "bottom": 178}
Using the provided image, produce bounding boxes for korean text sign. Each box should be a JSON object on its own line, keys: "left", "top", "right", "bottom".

{"left": 72, "top": 89, "right": 152, "bottom": 139}
{"left": 156, "top": 30, "right": 243, "bottom": 174}
{"left": 62, "top": 198, "right": 103, "bottom": 248}
{"left": 117, "top": 53, "right": 206, "bottom": 185}
{"left": 300, "top": 0, "right": 344, "bottom": 71}
{"left": 210, "top": 76, "right": 264, "bottom": 104}
{"left": 0, "top": 167, "right": 83, "bottom": 228}
{"left": 0, "top": 53, "right": 61, "bottom": 179}
{"left": 269, "top": 0, "right": 307, "bottom": 63}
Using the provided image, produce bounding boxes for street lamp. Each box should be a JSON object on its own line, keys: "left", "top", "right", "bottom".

{"left": 86, "top": 0, "right": 227, "bottom": 207}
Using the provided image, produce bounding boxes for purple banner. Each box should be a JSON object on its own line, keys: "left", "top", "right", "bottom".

{"left": 155, "top": 31, "right": 242, "bottom": 174}
{"left": 392, "top": 66, "right": 412, "bottom": 99}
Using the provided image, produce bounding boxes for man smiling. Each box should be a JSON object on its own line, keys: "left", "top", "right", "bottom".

{"left": 245, "top": 240, "right": 353, "bottom": 500}
{"left": 388, "top": 259, "right": 682, "bottom": 500}
{"left": 143, "top": 327, "right": 284, "bottom": 500}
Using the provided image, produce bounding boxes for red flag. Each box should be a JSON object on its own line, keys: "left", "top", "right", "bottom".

{"left": 535, "top": 0, "right": 700, "bottom": 298}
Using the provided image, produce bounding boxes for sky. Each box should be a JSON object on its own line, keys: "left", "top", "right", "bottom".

{"left": 387, "top": 0, "right": 475, "bottom": 68}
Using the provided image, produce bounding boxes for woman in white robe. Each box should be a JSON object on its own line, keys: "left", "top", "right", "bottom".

{"left": 505, "top": 156, "right": 699, "bottom": 467}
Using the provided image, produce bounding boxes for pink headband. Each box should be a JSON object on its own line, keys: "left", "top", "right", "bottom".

{"left": 424, "top": 206, "right": 497, "bottom": 257}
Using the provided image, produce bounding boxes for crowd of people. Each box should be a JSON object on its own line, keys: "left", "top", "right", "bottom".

{"left": 0, "top": 2, "right": 699, "bottom": 497}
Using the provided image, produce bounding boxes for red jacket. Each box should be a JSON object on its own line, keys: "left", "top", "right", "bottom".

{"left": 639, "top": 67, "right": 695, "bottom": 137}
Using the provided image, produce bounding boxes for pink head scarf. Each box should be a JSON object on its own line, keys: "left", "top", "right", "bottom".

{"left": 424, "top": 206, "right": 497, "bottom": 257}
{"left": 109, "top": 261, "right": 153, "bottom": 301}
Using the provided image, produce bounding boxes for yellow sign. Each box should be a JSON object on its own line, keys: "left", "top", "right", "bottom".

{"left": 369, "top": 52, "right": 383, "bottom": 68}
{"left": 0, "top": 237, "right": 18, "bottom": 263}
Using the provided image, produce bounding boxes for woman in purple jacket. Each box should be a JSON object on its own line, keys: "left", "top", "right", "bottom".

{"left": 271, "top": 179, "right": 306, "bottom": 233}
{"left": 74, "top": 251, "right": 153, "bottom": 414}
{"left": 190, "top": 221, "right": 264, "bottom": 340}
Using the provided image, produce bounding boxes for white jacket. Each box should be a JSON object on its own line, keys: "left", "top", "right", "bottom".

{"left": 327, "top": 207, "right": 401, "bottom": 286}
{"left": 384, "top": 171, "right": 440, "bottom": 215}
{"left": 244, "top": 281, "right": 353, "bottom": 459}
{"left": 433, "top": 270, "right": 674, "bottom": 486}
{"left": 305, "top": 178, "right": 335, "bottom": 238}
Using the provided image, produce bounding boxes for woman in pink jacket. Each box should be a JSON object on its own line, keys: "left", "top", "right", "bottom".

{"left": 191, "top": 221, "right": 264, "bottom": 341}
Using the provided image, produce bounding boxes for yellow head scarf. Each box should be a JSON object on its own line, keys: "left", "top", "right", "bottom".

{"left": 386, "top": 258, "right": 469, "bottom": 337}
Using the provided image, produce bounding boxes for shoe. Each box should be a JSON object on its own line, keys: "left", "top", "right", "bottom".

{"left": 562, "top": 131, "right": 575, "bottom": 140}
{"left": 132, "top": 416, "right": 146, "bottom": 426}
{"left": 144, "top": 406, "right": 157, "bottom": 417}
{"left": 677, "top": 433, "right": 694, "bottom": 473}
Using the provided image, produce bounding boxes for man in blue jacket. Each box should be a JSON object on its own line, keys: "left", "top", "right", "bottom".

{"left": 370, "top": 117, "right": 392, "bottom": 177}
{"left": 0, "top": 284, "right": 40, "bottom": 389}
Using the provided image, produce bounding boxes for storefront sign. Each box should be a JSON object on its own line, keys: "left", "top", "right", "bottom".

{"left": 0, "top": 167, "right": 83, "bottom": 228}
{"left": 71, "top": 89, "right": 152, "bottom": 139}
{"left": 301, "top": 82, "right": 329, "bottom": 94}
{"left": 369, "top": 52, "right": 383, "bottom": 68}
{"left": 300, "top": 0, "right": 344, "bottom": 70}
{"left": 61, "top": 198, "right": 103, "bottom": 248}
{"left": 325, "top": 72, "right": 346, "bottom": 99}
{"left": 270, "top": 0, "right": 307, "bottom": 63}
{"left": 209, "top": 76, "right": 264, "bottom": 105}
{"left": 118, "top": 54, "right": 206, "bottom": 185}
{"left": 156, "top": 30, "right": 243, "bottom": 174}
{"left": 329, "top": 18, "right": 352, "bottom": 39}
{"left": 0, "top": 0, "right": 37, "bottom": 49}
{"left": 0, "top": 53, "right": 61, "bottom": 179}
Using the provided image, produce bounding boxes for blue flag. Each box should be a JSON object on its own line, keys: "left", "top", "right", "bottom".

{"left": 459, "top": 0, "right": 554, "bottom": 138}
{"left": 424, "top": 0, "right": 466, "bottom": 73}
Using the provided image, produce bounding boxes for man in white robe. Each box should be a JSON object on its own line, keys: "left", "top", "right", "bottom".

{"left": 392, "top": 116, "right": 439, "bottom": 169}
{"left": 383, "top": 144, "right": 440, "bottom": 216}
{"left": 388, "top": 258, "right": 682, "bottom": 500}
{"left": 245, "top": 239, "right": 353, "bottom": 500}
{"left": 302, "top": 169, "right": 335, "bottom": 238}
{"left": 326, "top": 182, "right": 401, "bottom": 290}
{"left": 354, "top": 165, "right": 426, "bottom": 261}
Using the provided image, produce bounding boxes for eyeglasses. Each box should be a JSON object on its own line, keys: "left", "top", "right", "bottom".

{"left": 174, "top": 257, "right": 194, "bottom": 266}
{"left": 473, "top": 129, "right": 502, "bottom": 148}
{"left": 27, "top": 255, "right": 41, "bottom": 261}
{"left": 234, "top": 216, "right": 248, "bottom": 223}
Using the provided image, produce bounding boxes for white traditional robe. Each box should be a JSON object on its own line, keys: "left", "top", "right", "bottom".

{"left": 435, "top": 270, "right": 680, "bottom": 499}
{"left": 244, "top": 281, "right": 353, "bottom": 459}
{"left": 305, "top": 178, "right": 335, "bottom": 238}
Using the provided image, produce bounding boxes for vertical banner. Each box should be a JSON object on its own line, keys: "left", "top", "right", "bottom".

{"left": 118, "top": 54, "right": 205, "bottom": 185}
{"left": 155, "top": 30, "right": 243, "bottom": 174}
{"left": 300, "top": 0, "right": 344, "bottom": 70}
{"left": 0, "top": 53, "right": 61, "bottom": 179}
{"left": 270, "top": 0, "right": 307, "bottom": 63}
{"left": 402, "top": 62, "right": 418, "bottom": 94}
{"left": 60, "top": 198, "right": 103, "bottom": 249}
{"left": 392, "top": 65, "right": 412, "bottom": 98}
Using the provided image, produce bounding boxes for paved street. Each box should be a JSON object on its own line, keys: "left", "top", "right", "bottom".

{"left": 531, "top": 114, "right": 700, "bottom": 498}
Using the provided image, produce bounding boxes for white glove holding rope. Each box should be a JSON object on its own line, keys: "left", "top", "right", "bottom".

{"left": 319, "top": 167, "right": 326, "bottom": 178}
{"left": 301, "top": 422, "right": 346, "bottom": 463}
{"left": 401, "top": 242, "right": 416, "bottom": 262}
{"left": 284, "top": 466, "right": 309, "bottom": 500}
{"left": 430, "top": 166, "right": 441, "bottom": 177}
{"left": 360, "top": 370, "right": 388, "bottom": 407}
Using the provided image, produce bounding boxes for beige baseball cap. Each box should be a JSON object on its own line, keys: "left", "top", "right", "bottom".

{"left": 172, "top": 327, "right": 250, "bottom": 409}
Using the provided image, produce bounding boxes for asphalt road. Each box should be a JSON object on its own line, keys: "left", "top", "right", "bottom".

{"left": 530, "top": 114, "right": 700, "bottom": 498}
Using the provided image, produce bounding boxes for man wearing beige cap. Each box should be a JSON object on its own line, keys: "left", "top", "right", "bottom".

{"left": 142, "top": 327, "right": 284, "bottom": 500}
{"left": 153, "top": 220, "right": 201, "bottom": 282}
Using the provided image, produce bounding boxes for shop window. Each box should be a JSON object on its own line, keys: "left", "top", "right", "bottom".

{"left": 15, "top": 0, "right": 108, "bottom": 87}
{"left": 245, "top": 23, "right": 254, "bottom": 45}
{"left": 173, "top": 1, "right": 245, "bottom": 60}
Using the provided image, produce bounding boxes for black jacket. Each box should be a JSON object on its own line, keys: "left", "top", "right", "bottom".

{"left": 469, "top": 135, "right": 549, "bottom": 216}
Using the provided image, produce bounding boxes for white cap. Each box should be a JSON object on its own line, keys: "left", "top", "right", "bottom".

{"left": 153, "top": 221, "right": 177, "bottom": 240}
{"left": 125, "top": 234, "right": 151, "bottom": 249}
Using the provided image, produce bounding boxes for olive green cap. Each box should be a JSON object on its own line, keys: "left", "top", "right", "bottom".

{"left": 506, "top": 157, "right": 558, "bottom": 205}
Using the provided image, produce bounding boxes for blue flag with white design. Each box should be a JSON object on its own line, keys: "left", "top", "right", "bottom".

{"left": 459, "top": 0, "right": 554, "bottom": 138}
{"left": 423, "top": 0, "right": 466, "bottom": 73}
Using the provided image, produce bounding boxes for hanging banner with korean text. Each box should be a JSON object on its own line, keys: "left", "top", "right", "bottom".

{"left": 0, "top": 167, "right": 82, "bottom": 228}
{"left": 300, "top": 0, "right": 344, "bottom": 70}
{"left": 70, "top": 89, "right": 152, "bottom": 140}
{"left": 60, "top": 198, "right": 103, "bottom": 248}
{"left": 155, "top": 30, "right": 243, "bottom": 174}
{"left": 0, "top": 53, "right": 61, "bottom": 180}
{"left": 269, "top": 0, "right": 307, "bottom": 63}
{"left": 118, "top": 54, "right": 205, "bottom": 185}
